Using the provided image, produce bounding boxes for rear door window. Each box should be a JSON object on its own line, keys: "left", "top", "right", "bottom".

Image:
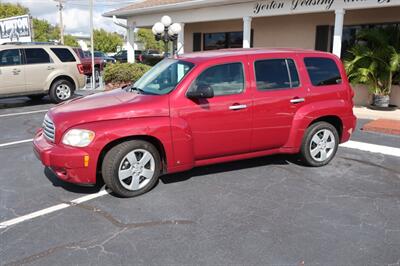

{"left": 0, "top": 49, "right": 21, "bottom": 66}
{"left": 190, "top": 63, "right": 244, "bottom": 96}
{"left": 304, "top": 57, "right": 342, "bottom": 86}
{"left": 51, "top": 48, "right": 76, "bottom": 62}
{"left": 254, "top": 59, "right": 300, "bottom": 90}
{"left": 25, "top": 48, "right": 51, "bottom": 64}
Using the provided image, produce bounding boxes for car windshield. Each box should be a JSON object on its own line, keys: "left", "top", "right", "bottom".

{"left": 94, "top": 52, "right": 103, "bottom": 57}
{"left": 133, "top": 59, "right": 194, "bottom": 95}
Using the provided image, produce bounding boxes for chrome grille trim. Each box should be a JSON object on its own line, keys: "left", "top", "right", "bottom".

{"left": 43, "top": 114, "right": 55, "bottom": 142}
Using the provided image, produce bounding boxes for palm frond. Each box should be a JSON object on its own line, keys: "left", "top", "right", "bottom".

{"left": 389, "top": 47, "right": 400, "bottom": 72}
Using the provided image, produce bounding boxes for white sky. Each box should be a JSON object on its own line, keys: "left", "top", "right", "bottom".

{"left": 2, "top": 0, "right": 138, "bottom": 36}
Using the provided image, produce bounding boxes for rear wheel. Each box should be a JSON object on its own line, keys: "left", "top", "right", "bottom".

{"left": 102, "top": 140, "right": 161, "bottom": 198}
{"left": 300, "top": 122, "right": 339, "bottom": 167}
{"left": 49, "top": 79, "right": 74, "bottom": 103}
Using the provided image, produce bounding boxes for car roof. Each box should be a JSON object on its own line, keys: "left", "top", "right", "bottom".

{"left": 178, "top": 48, "right": 331, "bottom": 63}
{"left": 1, "top": 44, "right": 73, "bottom": 49}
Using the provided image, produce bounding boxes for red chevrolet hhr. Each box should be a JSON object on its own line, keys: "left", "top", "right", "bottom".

{"left": 34, "top": 48, "right": 356, "bottom": 197}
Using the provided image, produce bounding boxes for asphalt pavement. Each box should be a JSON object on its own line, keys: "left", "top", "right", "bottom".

{"left": 0, "top": 92, "right": 400, "bottom": 266}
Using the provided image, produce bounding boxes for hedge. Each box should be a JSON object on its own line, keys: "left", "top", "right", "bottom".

{"left": 103, "top": 63, "right": 151, "bottom": 84}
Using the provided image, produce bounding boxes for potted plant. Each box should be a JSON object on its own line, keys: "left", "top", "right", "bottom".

{"left": 344, "top": 26, "right": 400, "bottom": 108}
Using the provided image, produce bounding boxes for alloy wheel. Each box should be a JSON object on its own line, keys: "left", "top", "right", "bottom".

{"left": 309, "top": 129, "right": 336, "bottom": 162}
{"left": 118, "top": 149, "right": 155, "bottom": 191}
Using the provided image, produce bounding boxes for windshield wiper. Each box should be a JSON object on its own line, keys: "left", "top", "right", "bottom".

{"left": 124, "top": 85, "right": 145, "bottom": 94}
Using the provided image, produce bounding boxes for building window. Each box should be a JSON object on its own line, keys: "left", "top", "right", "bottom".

{"left": 204, "top": 32, "right": 227, "bottom": 50}
{"left": 342, "top": 22, "right": 400, "bottom": 58}
{"left": 203, "top": 31, "right": 253, "bottom": 51}
{"left": 316, "top": 22, "right": 400, "bottom": 57}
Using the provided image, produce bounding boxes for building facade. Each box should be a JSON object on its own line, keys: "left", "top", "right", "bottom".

{"left": 104, "top": 0, "right": 400, "bottom": 106}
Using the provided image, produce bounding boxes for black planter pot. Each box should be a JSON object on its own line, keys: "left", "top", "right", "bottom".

{"left": 372, "top": 94, "right": 390, "bottom": 108}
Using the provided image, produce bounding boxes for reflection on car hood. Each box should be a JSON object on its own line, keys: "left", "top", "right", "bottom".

{"left": 48, "top": 88, "right": 170, "bottom": 133}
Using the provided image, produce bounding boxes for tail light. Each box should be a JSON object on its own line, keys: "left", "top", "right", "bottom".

{"left": 77, "top": 64, "right": 84, "bottom": 74}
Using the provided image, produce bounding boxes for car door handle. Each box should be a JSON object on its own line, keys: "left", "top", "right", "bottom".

{"left": 290, "top": 97, "right": 305, "bottom": 104}
{"left": 229, "top": 104, "right": 247, "bottom": 110}
{"left": 47, "top": 66, "right": 55, "bottom": 70}
{"left": 12, "top": 69, "right": 21, "bottom": 75}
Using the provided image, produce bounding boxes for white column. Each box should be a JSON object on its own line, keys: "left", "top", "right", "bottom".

{"left": 127, "top": 21, "right": 136, "bottom": 63}
{"left": 177, "top": 23, "right": 185, "bottom": 55}
{"left": 243, "top": 16, "right": 252, "bottom": 49}
{"left": 332, "top": 9, "right": 345, "bottom": 58}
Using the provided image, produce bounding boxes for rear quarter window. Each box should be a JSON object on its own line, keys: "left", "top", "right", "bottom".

{"left": 304, "top": 57, "right": 342, "bottom": 86}
{"left": 51, "top": 48, "right": 76, "bottom": 62}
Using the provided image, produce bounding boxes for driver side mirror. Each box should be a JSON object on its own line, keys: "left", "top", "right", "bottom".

{"left": 187, "top": 84, "right": 214, "bottom": 99}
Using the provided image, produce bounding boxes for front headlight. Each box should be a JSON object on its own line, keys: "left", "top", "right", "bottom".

{"left": 62, "top": 129, "right": 95, "bottom": 147}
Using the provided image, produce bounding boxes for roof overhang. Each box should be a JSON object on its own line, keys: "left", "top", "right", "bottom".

{"left": 103, "top": 0, "right": 253, "bottom": 18}
{"left": 104, "top": 0, "right": 400, "bottom": 28}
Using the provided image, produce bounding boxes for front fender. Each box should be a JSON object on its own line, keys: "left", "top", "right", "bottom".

{"left": 67, "top": 117, "right": 174, "bottom": 173}
{"left": 284, "top": 100, "right": 349, "bottom": 149}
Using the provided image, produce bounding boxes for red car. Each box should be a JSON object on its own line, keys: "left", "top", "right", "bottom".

{"left": 34, "top": 48, "right": 356, "bottom": 197}
{"left": 72, "top": 48, "right": 104, "bottom": 82}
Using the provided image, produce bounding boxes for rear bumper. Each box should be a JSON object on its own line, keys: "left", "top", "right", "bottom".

{"left": 341, "top": 114, "right": 357, "bottom": 143}
{"left": 76, "top": 75, "right": 86, "bottom": 89}
{"left": 33, "top": 130, "right": 97, "bottom": 185}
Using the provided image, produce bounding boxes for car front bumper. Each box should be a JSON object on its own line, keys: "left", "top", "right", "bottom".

{"left": 33, "top": 130, "right": 97, "bottom": 185}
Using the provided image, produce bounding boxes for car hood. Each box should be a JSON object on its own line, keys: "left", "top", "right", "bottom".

{"left": 48, "top": 88, "right": 170, "bottom": 133}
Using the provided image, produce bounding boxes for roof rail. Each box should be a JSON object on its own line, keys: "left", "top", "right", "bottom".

{"left": 1, "top": 42, "right": 60, "bottom": 46}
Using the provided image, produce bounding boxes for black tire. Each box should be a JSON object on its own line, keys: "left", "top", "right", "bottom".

{"left": 49, "top": 79, "right": 74, "bottom": 103}
{"left": 102, "top": 140, "right": 161, "bottom": 198}
{"left": 28, "top": 94, "right": 45, "bottom": 101}
{"left": 299, "top": 121, "right": 339, "bottom": 167}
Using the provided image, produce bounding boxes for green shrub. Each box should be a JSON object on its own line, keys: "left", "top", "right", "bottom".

{"left": 103, "top": 63, "right": 151, "bottom": 84}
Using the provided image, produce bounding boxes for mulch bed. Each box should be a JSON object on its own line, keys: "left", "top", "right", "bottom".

{"left": 362, "top": 119, "right": 400, "bottom": 135}
{"left": 105, "top": 82, "right": 130, "bottom": 91}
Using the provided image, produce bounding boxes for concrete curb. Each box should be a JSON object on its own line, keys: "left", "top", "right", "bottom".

{"left": 353, "top": 106, "right": 400, "bottom": 121}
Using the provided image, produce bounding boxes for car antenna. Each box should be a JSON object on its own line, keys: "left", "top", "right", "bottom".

{"left": 174, "top": 44, "right": 184, "bottom": 58}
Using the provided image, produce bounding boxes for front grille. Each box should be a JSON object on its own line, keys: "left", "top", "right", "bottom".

{"left": 42, "top": 114, "right": 55, "bottom": 142}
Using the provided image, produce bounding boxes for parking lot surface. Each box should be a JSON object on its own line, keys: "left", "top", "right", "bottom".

{"left": 1, "top": 93, "right": 400, "bottom": 266}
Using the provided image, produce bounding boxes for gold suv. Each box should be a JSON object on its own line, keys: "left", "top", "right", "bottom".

{"left": 0, "top": 43, "right": 85, "bottom": 103}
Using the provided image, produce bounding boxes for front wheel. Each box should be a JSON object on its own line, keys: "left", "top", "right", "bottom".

{"left": 300, "top": 122, "right": 339, "bottom": 167}
{"left": 102, "top": 140, "right": 161, "bottom": 198}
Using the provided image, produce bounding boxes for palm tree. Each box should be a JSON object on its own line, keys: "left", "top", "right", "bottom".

{"left": 344, "top": 26, "right": 400, "bottom": 107}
